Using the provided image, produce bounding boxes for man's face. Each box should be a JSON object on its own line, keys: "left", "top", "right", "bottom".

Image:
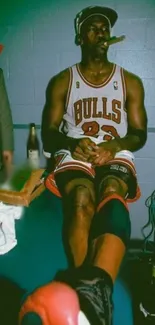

{"left": 80, "top": 15, "right": 111, "bottom": 58}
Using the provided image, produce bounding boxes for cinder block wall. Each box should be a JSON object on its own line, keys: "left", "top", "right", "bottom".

{"left": 0, "top": 0, "right": 155, "bottom": 239}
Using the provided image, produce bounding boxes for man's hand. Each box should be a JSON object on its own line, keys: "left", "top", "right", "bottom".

{"left": 2, "top": 150, "right": 14, "bottom": 177}
{"left": 87, "top": 141, "right": 117, "bottom": 166}
{"left": 70, "top": 138, "right": 99, "bottom": 162}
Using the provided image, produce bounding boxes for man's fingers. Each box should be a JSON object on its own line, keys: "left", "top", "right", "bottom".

{"left": 93, "top": 157, "right": 105, "bottom": 165}
{"left": 72, "top": 153, "right": 88, "bottom": 162}
{"left": 79, "top": 139, "right": 97, "bottom": 151}
{"left": 93, "top": 153, "right": 113, "bottom": 165}
{"left": 87, "top": 143, "right": 99, "bottom": 151}
{"left": 84, "top": 149, "right": 99, "bottom": 157}
{"left": 92, "top": 151, "right": 107, "bottom": 165}
{"left": 74, "top": 146, "right": 84, "bottom": 154}
{"left": 74, "top": 146, "right": 89, "bottom": 158}
{"left": 72, "top": 146, "right": 89, "bottom": 161}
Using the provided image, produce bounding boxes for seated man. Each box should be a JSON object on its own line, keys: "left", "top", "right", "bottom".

{"left": 19, "top": 5, "right": 147, "bottom": 325}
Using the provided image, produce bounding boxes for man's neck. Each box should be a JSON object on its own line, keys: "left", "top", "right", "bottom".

{"left": 80, "top": 55, "right": 111, "bottom": 74}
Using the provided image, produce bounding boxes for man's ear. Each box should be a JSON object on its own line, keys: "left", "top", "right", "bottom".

{"left": 75, "top": 34, "right": 83, "bottom": 46}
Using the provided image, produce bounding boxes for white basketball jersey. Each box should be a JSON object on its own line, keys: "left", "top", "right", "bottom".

{"left": 59, "top": 63, "right": 127, "bottom": 144}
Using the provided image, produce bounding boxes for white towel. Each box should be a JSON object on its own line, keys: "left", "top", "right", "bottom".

{"left": 0, "top": 200, "right": 23, "bottom": 255}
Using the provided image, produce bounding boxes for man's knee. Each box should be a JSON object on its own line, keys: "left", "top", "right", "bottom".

{"left": 63, "top": 183, "right": 95, "bottom": 222}
{"left": 70, "top": 185, "right": 95, "bottom": 218}
{"left": 99, "top": 176, "right": 128, "bottom": 200}
{"left": 96, "top": 159, "right": 138, "bottom": 201}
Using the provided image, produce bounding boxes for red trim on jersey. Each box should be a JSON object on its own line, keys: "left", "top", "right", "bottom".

{"left": 45, "top": 173, "right": 62, "bottom": 198}
{"left": 76, "top": 63, "right": 116, "bottom": 88}
{"left": 65, "top": 67, "right": 73, "bottom": 110}
{"left": 121, "top": 68, "right": 127, "bottom": 111}
{"left": 55, "top": 161, "right": 95, "bottom": 178}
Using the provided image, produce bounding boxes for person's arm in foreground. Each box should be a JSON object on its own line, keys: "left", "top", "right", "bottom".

{"left": 0, "top": 68, "right": 14, "bottom": 177}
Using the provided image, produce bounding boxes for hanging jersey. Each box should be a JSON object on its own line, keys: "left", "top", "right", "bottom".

{"left": 59, "top": 63, "right": 127, "bottom": 144}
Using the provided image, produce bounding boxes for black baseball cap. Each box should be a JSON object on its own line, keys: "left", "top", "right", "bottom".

{"left": 75, "top": 6, "right": 118, "bottom": 36}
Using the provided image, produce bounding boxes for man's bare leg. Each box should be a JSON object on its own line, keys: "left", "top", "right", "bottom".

{"left": 88, "top": 177, "right": 129, "bottom": 282}
{"left": 62, "top": 178, "right": 95, "bottom": 267}
{"left": 62, "top": 176, "right": 128, "bottom": 281}
{"left": 54, "top": 177, "right": 130, "bottom": 325}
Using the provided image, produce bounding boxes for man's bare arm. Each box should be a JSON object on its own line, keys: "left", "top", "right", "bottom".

{"left": 118, "top": 71, "right": 147, "bottom": 151}
{"left": 41, "top": 69, "right": 72, "bottom": 154}
{"left": 41, "top": 69, "right": 98, "bottom": 161}
{"left": 92, "top": 70, "right": 148, "bottom": 166}
{"left": 106, "top": 70, "right": 148, "bottom": 153}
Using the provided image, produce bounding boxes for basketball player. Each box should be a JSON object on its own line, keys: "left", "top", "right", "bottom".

{"left": 20, "top": 6, "right": 147, "bottom": 325}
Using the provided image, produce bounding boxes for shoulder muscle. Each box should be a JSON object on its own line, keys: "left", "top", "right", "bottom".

{"left": 123, "top": 69, "right": 145, "bottom": 100}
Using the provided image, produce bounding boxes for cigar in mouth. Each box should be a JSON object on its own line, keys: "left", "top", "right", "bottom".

{"left": 104, "top": 35, "right": 126, "bottom": 47}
